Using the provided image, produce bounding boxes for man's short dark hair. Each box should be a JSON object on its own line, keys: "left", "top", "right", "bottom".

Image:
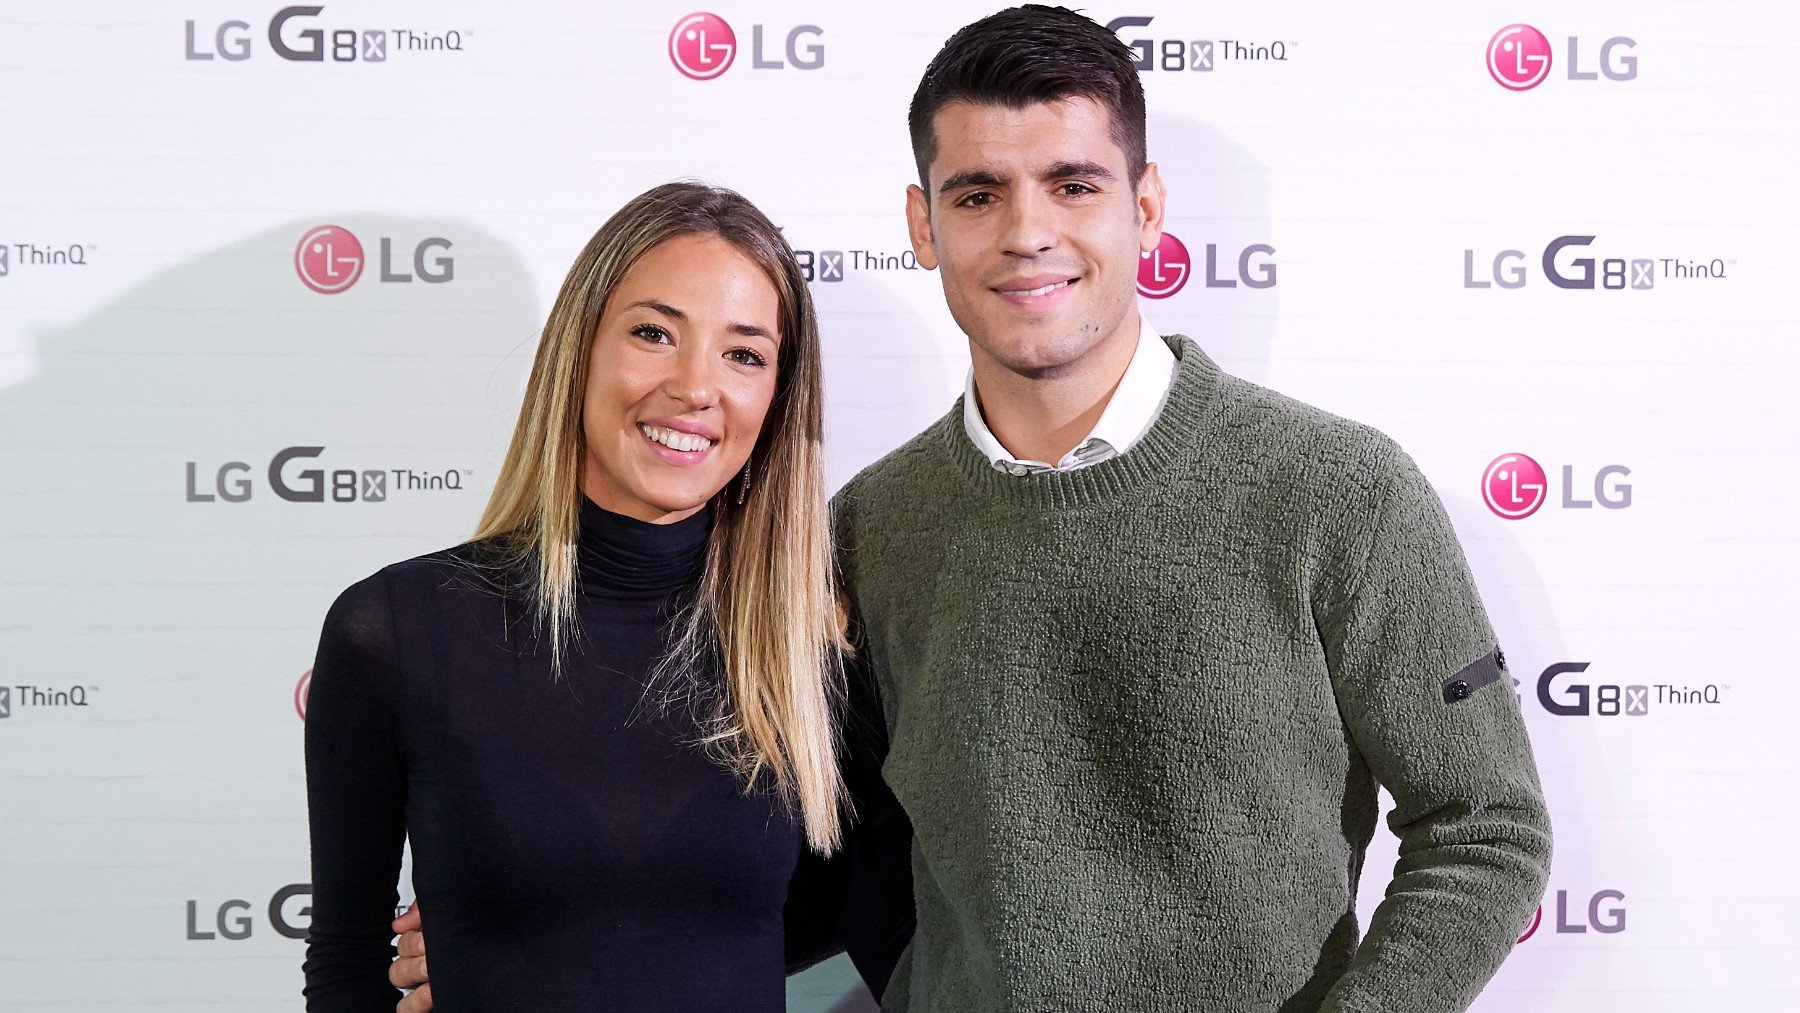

{"left": 908, "top": 5, "right": 1147, "bottom": 191}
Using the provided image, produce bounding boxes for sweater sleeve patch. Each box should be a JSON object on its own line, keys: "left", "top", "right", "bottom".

{"left": 1440, "top": 648, "right": 1506, "bottom": 705}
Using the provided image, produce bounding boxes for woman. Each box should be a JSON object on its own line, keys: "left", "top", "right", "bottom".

{"left": 302, "top": 182, "right": 892, "bottom": 1010}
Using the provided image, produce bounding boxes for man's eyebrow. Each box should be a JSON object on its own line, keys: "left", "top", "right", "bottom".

{"left": 937, "top": 169, "right": 1005, "bottom": 197}
{"left": 936, "top": 161, "right": 1117, "bottom": 198}
{"left": 622, "top": 299, "right": 686, "bottom": 321}
{"left": 1041, "top": 159, "right": 1117, "bottom": 183}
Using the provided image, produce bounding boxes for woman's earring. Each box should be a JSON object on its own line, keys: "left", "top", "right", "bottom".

{"left": 736, "top": 463, "right": 753, "bottom": 505}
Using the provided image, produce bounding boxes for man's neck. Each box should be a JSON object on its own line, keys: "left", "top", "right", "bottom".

{"left": 971, "top": 311, "right": 1142, "bottom": 465}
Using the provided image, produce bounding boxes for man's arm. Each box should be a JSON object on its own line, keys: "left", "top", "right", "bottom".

{"left": 1315, "top": 446, "right": 1552, "bottom": 1013}
{"left": 389, "top": 904, "right": 430, "bottom": 1013}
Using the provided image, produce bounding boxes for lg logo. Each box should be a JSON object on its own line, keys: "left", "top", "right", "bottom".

{"left": 1517, "top": 889, "right": 1626, "bottom": 941}
{"left": 1538, "top": 663, "right": 1647, "bottom": 718}
{"left": 186, "top": 885, "right": 312, "bottom": 941}
{"left": 0, "top": 242, "right": 91, "bottom": 278}
{"left": 1135, "top": 232, "right": 1275, "bottom": 299}
{"left": 1481, "top": 453, "right": 1631, "bottom": 520}
{"left": 1105, "top": 16, "right": 1291, "bottom": 72}
{"left": 295, "top": 225, "right": 361, "bottom": 294}
{"left": 792, "top": 249, "right": 922, "bottom": 283}
{"left": 668, "top": 12, "right": 822, "bottom": 80}
{"left": 1462, "top": 236, "right": 1732, "bottom": 292}
{"left": 1138, "top": 233, "right": 1189, "bottom": 298}
{"left": 1481, "top": 453, "right": 1546, "bottom": 519}
{"left": 294, "top": 225, "right": 453, "bottom": 294}
{"left": 184, "top": 7, "right": 465, "bottom": 63}
{"left": 185, "top": 447, "right": 468, "bottom": 504}
{"left": 669, "top": 12, "right": 734, "bottom": 80}
{"left": 1487, "top": 24, "right": 1637, "bottom": 91}
{"left": 1537, "top": 662, "right": 1727, "bottom": 718}
{"left": 1487, "top": 24, "right": 1553, "bottom": 90}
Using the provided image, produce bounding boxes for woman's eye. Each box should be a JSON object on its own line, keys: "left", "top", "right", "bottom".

{"left": 630, "top": 323, "right": 672, "bottom": 343}
{"left": 727, "top": 348, "right": 768, "bottom": 368}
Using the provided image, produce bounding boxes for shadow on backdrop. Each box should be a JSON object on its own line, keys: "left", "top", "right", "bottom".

{"left": 1148, "top": 112, "right": 1278, "bottom": 386}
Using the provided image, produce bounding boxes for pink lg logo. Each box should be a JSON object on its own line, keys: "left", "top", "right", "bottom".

{"left": 1488, "top": 24, "right": 1553, "bottom": 90}
{"left": 295, "top": 669, "right": 312, "bottom": 722}
{"left": 1137, "top": 232, "right": 1190, "bottom": 299}
{"left": 295, "top": 225, "right": 364, "bottom": 295}
{"left": 1482, "top": 453, "right": 1548, "bottom": 520}
{"left": 1517, "top": 904, "right": 1544, "bottom": 943}
{"left": 670, "top": 12, "right": 736, "bottom": 80}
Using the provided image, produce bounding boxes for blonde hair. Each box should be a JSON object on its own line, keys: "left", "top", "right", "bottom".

{"left": 473, "top": 182, "right": 847, "bottom": 851}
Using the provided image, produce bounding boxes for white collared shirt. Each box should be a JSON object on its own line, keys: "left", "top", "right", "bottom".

{"left": 962, "top": 315, "right": 1177, "bottom": 476}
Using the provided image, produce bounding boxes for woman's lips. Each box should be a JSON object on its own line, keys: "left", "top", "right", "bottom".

{"left": 638, "top": 422, "right": 716, "bottom": 466}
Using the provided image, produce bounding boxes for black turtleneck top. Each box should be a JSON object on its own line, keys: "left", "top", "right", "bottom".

{"left": 302, "top": 498, "right": 910, "bottom": 1011}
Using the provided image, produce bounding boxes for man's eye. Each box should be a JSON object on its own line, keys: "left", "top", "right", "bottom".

{"left": 959, "top": 191, "right": 994, "bottom": 207}
{"left": 630, "top": 324, "right": 672, "bottom": 343}
{"left": 727, "top": 348, "right": 768, "bottom": 368}
{"left": 1059, "top": 183, "right": 1096, "bottom": 196}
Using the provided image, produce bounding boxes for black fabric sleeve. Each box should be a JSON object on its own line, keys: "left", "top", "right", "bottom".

{"left": 783, "top": 830, "right": 851, "bottom": 974}
{"left": 836, "top": 624, "right": 917, "bottom": 1000}
{"left": 302, "top": 573, "right": 408, "bottom": 1011}
{"left": 781, "top": 638, "right": 918, "bottom": 996}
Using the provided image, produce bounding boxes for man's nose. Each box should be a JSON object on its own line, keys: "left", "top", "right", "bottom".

{"left": 999, "top": 189, "right": 1056, "bottom": 256}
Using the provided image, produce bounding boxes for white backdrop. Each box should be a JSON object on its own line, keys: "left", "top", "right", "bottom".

{"left": 1, "top": 2, "right": 1796, "bottom": 1010}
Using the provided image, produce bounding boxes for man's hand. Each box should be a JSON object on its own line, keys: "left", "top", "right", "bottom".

{"left": 389, "top": 902, "right": 432, "bottom": 1012}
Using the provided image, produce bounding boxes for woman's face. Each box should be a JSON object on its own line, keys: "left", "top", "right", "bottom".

{"left": 581, "top": 234, "right": 782, "bottom": 524}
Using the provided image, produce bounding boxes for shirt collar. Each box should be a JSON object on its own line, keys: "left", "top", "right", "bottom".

{"left": 962, "top": 314, "right": 1177, "bottom": 470}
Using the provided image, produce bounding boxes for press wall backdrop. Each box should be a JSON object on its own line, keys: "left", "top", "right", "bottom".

{"left": 2, "top": 2, "right": 1796, "bottom": 1010}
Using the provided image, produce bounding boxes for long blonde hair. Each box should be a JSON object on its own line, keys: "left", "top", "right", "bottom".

{"left": 473, "top": 182, "right": 847, "bottom": 851}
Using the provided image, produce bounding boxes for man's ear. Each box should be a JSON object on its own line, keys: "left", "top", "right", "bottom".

{"left": 1136, "top": 162, "right": 1168, "bottom": 253}
{"left": 905, "top": 184, "right": 940, "bottom": 271}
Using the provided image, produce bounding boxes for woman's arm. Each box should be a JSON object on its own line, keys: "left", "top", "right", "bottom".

{"left": 783, "top": 832, "right": 851, "bottom": 974}
{"left": 302, "top": 572, "right": 409, "bottom": 1011}
{"left": 782, "top": 631, "right": 916, "bottom": 998}
{"left": 834, "top": 642, "right": 916, "bottom": 1000}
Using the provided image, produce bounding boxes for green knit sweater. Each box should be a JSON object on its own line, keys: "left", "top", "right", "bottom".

{"left": 832, "top": 336, "right": 1552, "bottom": 1013}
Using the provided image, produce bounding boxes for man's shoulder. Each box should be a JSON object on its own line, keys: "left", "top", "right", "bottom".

{"left": 831, "top": 402, "right": 962, "bottom": 519}
{"left": 1202, "top": 367, "right": 1410, "bottom": 500}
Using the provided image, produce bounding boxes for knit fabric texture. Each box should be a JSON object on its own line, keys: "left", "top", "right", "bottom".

{"left": 831, "top": 336, "right": 1552, "bottom": 1013}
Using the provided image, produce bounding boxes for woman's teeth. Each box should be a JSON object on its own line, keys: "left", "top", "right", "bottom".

{"left": 639, "top": 424, "right": 715, "bottom": 453}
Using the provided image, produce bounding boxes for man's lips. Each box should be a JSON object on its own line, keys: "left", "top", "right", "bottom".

{"left": 992, "top": 274, "right": 1079, "bottom": 309}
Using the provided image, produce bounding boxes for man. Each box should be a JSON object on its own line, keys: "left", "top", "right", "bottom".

{"left": 386, "top": 7, "right": 1551, "bottom": 1011}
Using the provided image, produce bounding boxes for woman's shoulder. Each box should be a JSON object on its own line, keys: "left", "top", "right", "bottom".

{"left": 373, "top": 537, "right": 513, "bottom": 590}
{"left": 323, "top": 538, "right": 517, "bottom": 642}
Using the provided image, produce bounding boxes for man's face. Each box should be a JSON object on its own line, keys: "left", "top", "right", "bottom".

{"left": 906, "top": 96, "right": 1164, "bottom": 378}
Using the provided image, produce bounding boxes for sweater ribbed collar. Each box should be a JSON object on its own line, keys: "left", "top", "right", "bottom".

{"left": 939, "top": 334, "right": 1229, "bottom": 511}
